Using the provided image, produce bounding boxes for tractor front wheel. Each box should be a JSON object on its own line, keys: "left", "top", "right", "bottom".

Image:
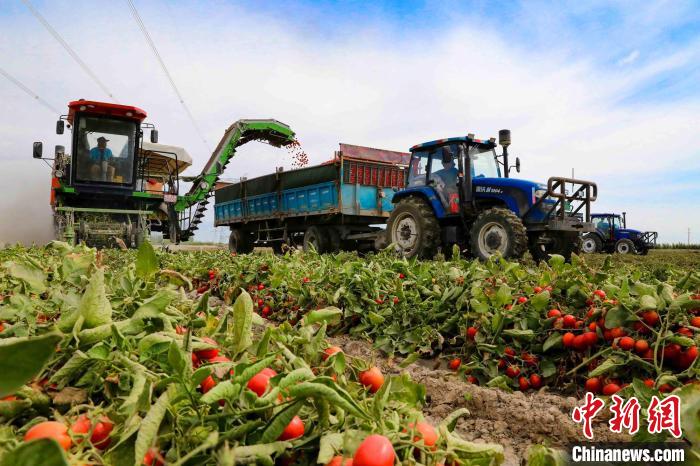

{"left": 469, "top": 208, "right": 528, "bottom": 260}
{"left": 387, "top": 197, "right": 441, "bottom": 259}
{"left": 581, "top": 233, "right": 602, "bottom": 254}
{"left": 615, "top": 238, "right": 635, "bottom": 254}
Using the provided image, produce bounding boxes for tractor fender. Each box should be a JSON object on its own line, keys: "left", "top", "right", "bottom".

{"left": 391, "top": 187, "right": 447, "bottom": 219}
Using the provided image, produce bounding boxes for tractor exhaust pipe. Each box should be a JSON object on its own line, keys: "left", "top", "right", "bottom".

{"left": 499, "top": 129, "right": 511, "bottom": 178}
{"left": 622, "top": 212, "right": 627, "bottom": 228}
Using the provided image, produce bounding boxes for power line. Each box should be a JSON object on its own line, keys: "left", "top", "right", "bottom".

{"left": 125, "top": 0, "right": 211, "bottom": 152}
{"left": 0, "top": 66, "right": 60, "bottom": 114}
{"left": 21, "top": 0, "right": 118, "bottom": 102}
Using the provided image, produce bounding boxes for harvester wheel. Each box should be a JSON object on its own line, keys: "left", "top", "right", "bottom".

{"left": 581, "top": 233, "right": 602, "bottom": 254}
{"left": 387, "top": 197, "right": 441, "bottom": 259}
{"left": 615, "top": 238, "right": 635, "bottom": 254}
{"left": 229, "top": 229, "right": 253, "bottom": 254}
{"left": 529, "top": 232, "right": 580, "bottom": 262}
{"left": 303, "top": 226, "right": 329, "bottom": 253}
{"left": 469, "top": 207, "right": 527, "bottom": 260}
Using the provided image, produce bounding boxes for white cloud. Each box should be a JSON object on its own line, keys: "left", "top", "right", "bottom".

{"left": 618, "top": 50, "right": 640, "bottom": 66}
{"left": 0, "top": 0, "right": 698, "bottom": 245}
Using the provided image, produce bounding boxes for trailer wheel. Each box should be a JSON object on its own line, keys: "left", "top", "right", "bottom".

{"left": 615, "top": 238, "right": 634, "bottom": 254}
{"left": 581, "top": 233, "right": 602, "bottom": 254}
{"left": 326, "top": 228, "right": 341, "bottom": 253}
{"left": 387, "top": 197, "right": 441, "bottom": 259}
{"left": 529, "top": 232, "right": 580, "bottom": 262}
{"left": 229, "top": 229, "right": 253, "bottom": 254}
{"left": 303, "top": 226, "right": 329, "bottom": 253}
{"left": 469, "top": 208, "right": 527, "bottom": 260}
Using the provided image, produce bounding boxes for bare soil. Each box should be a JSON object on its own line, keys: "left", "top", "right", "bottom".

{"left": 331, "top": 335, "right": 630, "bottom": 466}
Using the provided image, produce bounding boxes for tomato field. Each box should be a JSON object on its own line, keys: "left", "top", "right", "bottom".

{"left": 0, "top": 243, "right": 699, "bottom": 465}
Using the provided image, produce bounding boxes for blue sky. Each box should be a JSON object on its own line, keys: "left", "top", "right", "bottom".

{"left": 0, "top": 0, "right": 699, "bottom": 244}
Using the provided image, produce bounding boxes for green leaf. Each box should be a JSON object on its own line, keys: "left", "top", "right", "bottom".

{"left": 638, "top": 295, "right": 658, "bottom": 311}
{"left": 134, "top": 387, "right": 171, "bottom": 466}
{"left": 541, "top": 359, "right": 557, "bottom": 379}
{"left": 260, "top": 401, "right": 303, "bottom": 443}
{"left": 440, "top": 407, "right": 470, "bottom": 432}
{"left": 231, "top": 290, "right": 253, "bottom": 355}
{"left": 589, "top": 357, "right": 622, "bottom": 378}
{"left": 526, "top": 444, "right": 568, "bottom": 466}
{"left": 303, "top": 307, "right": 343, "bottom": 326}
{"left": 78, "top": 268, "right": 112, "bottom": 329}
{"left": 0, "top": 333, "right": 63, "bottom": 397}
{"left": 168, "top": 340, "right": 187, "bottom": 377}
{"left": 529, "top": 291, "right": 550, "bottom": 312}
{"left": 4, "top": 261, "right": 47, "bottom": 293}
{"left": 543, "top": 333, "right": 562, "bottom": 352}
{"left": 502, "top": 329, "right": 535, "bottom": 341}
{"left": 0, "top": 438, "right": 68, "bottom": 466}
{"left": 604, "top": 306, "right": 632, "bottom": 329}
{"left": 135, "top": 240, "right": 159, "bottom": 279}
{"left": 200, "top": 381, "right": 240, "bottom": 404}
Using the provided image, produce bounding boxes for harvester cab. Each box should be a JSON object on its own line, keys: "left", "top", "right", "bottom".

{"left": 582, "top": 213, "right": 657, "bottom": 255}
{"left": 34, "top": 99, "right": 189, "bottom": 247}
{"left": 387, "top": 130, "right": 598, "bottom": 261}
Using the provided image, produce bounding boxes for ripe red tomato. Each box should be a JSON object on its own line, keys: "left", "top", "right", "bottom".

{"left": 518, "top": 376, "right": 530, "bottom": 391}
{"left": 562, "top": 315, "right": 576, "bottom": 328}
{"left": 0, "top": 322, "right": 4, "bottom": 332}
{"left": 260, "top": 368, "right": 278, "bottom": 378}
{"left": 398, "top": 273, "right": 405, "bottom": 279}
{"left": 642, "top": 311, "right": 659, "bottom": 326}
{"left": 200, "top": 375, "right": 217, "bottom": 394}
{"left": 517, "top": 296, "right": 528, "bottom": 304}
{"left": 467, "top": 375, "right": 478, "bottom": 384}
{"left": 643, "top": 379, "right": 655, "bottom": 388}
{"left": 585, "top": 377, "right": 602, "bottom": 394}
{"left": 24, "top": 421, "right": 71, "bottom": 451}
{"left": 359, "top": 367, "right": 384, "bottom": 393}
{"left": 497, "top": 359, "right": 507, "bottom": 369}
{"left": 618, "top": 336, "right": 635, "bottom": 351}
{"left": 302, "top": 277, "right": 310, "bottom": 283}
{"left": 278, "top": 415, "right": 304, "bottom": 440}
{"left": 466, "top": 326, "right": 478, "bottom": 340}
{"left": 247, "top": 370, "right": 274, "bottom": 397}
{"left": 261, "top": 306, "right": 272, "bottom": 318}
{"left": 143, "top": 447, "right": 165, "bottom": 466}
{"left": 573, "top": 335, "right": 588, "bottom": 352}
{"left": 257, "top": 283, "right": 265, "bottom": 290}
{"left": 175, "top": 325, "right": 187, "bottom": 335}
{"left": 522, "top": 352, "right": 538, "bottom": 366}
{"left": 1, "top": 395, "right": 17, "bottom": 401}
{"left": 588, "top": 322, "right": 597, "bottom": 332}
{"left": 659, "top": 384, "right": 673, "bottom": 393}
{"left": 195, "top": 337, "right": 219, "bottom": 360}
{"left": 641, "top": 349, "right": 654, "bottom": 360}
{"left": 533, "top": 286, "right": 543, "bottom": 293}
{"left": 610, "top": 327, "right": 626, "bottom": 339}
{"left": 392, "top": 297, "right": 399, "bottom": 304}
{"left": 690, "top": 316, "right": 700, "bottom": 328}
{"left": 504, "top": 347, "right": 516, "bottom": 359}
{"left": 593, "top": 289, "right": 606, "bottom": 299}
{"left": 547, "top": 309, "right": 562, "bottom": 318}
{"left": 353, "top": 435, "right": 395, "bottom": 466}
{"left": 323, "top": 346, "right": 343, "bottom": 361}
{"left": 584, "top": 331, "right": 598, "bottom": 347}
{"left": 505, "top": 365, "right": 520, "bottom": 378}
{"left": 90, "top": 416, "right": 114, "bottom": 450}
{"left": 529, "top": 374, "right": 542, "bottom": 389}
{"left": 407, "top": 421, "right": 438, "bottom": 447}
{"left": 449, "top": 358, "right": 461, "bottom": 371}
{"left": 634, "top": 340, "right": 649, "bottom": 354}
{"left": 70, "top": 415, "right": 91, "bottom": 435}
{"left": 327, "top": 457, "right": 354, "bottom": 466}
{"left": 562, "top": 332, "right": 575, "bottom": 348}
{"left": 602, "top": 383, "right": 621, "bottom": 396}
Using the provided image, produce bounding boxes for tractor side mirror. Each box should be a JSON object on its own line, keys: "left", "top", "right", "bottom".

{"left": 56, "top": 120, "right": 64, "bottom": 135}
{"left": 33, "top": 142, "right": 43, "bottom": 159}
{"left": 150, "top": 129, "right": 159, "bottom": 144}
{"left": 515, "top": 157, "right": 521, "bottom": 173}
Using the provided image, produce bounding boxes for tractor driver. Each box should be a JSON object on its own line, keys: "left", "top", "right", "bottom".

{"left": 89, "top": 136, "right": 114, "bottom": 181}
{"left": 431, "top": 146, "right": 459, "bottom": 210}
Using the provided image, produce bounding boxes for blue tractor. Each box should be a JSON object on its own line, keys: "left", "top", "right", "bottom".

{"left": 385, "top": 130, "right": 598, "bottom": 261}
{"left": 581, "top": 213, "right": 657, "bottom": 255}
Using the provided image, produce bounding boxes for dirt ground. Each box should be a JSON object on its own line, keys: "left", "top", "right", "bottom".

{"left": 331, "top": 335, "right": 630, "bottom": 466}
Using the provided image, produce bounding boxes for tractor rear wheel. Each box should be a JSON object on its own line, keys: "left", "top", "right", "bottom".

{"left": 581, "top": 233, "right": 602, "bottom": 254}
{"left": 615, "top": 238, "right": 635, "bottom": 254}
{"left": 469, "top": 208, "right": 527, "bottom": 260}
{"left": 529, "top": 232, "right": 581, "bottom": 262}
{"left": 229, "top": 229, "right": 253, "bottom": 254}
{"left": 303, "top": 226, "right": 329, "bottom": 253}
{"left": 386, "top": 197, "right": 441, "bottom": 259}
